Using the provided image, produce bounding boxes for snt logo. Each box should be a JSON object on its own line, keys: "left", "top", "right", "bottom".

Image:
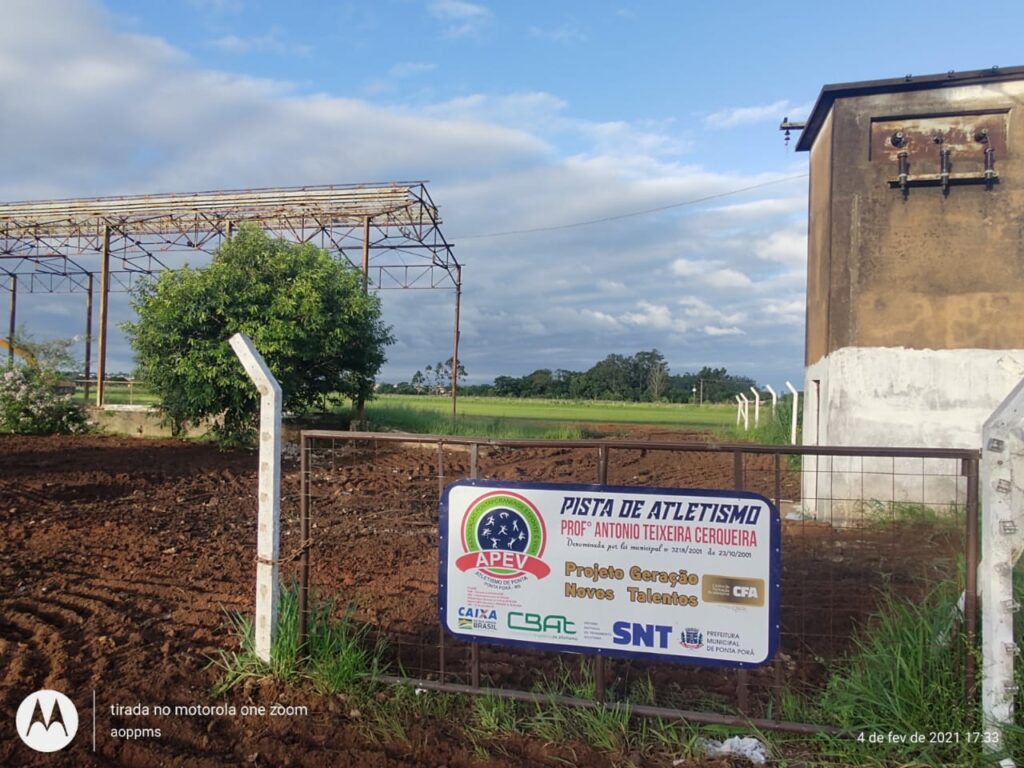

{"left": 16, "top": 689, "right": 78, "bottom": 752}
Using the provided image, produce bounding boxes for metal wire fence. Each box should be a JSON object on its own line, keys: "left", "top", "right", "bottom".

{"left": 293, "top": 430, "right": 978, "bottom": 733}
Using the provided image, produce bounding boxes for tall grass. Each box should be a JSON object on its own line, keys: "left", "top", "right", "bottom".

{"left": 208, "top": 583, "right": 386, "bottom": 696}
{"left": 728, "top": 397, "right": 798, "bottom": 445}
{"left": 816, "top": 577, "right": 1024, "bottom": 766}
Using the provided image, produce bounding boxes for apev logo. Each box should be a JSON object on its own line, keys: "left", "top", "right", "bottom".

{"left": 455, "top": 491, "right": 550, "bottom": 584}
{"left": 16, "top": 689, "right": 79, "bottom": 752}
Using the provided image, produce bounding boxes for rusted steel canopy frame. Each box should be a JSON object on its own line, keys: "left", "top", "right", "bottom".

{"left": 0, "top": 183, "right": 462, "bottom": 414}
{"left": 0, "top": 182, "right": 460, "bottom": 291}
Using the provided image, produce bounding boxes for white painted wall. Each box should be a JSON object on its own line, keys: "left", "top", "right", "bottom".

{"left": 801, "top": 346, "right": 1024, "bottom": 523}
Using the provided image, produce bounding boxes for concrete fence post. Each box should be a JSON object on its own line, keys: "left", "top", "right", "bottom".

{"left": 765, "top": 385, "right": 778, "bottom": 418}
{"left": 981, "top": 377, "right": 1024, "bottom": 767}
{"left": 229, "top": 332, "right": 282, "bottom": 664}
{"left": 785, "top": 381, "right": 799, "bottom": 445}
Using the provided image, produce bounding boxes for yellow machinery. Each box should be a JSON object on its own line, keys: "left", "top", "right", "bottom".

{"left": 0, "top": 338, "right": 37, "bottom": 366}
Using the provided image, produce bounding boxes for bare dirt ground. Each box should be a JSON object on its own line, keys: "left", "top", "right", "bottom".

{"left": 0, "top": 432, "right": 964, "bottom": 767}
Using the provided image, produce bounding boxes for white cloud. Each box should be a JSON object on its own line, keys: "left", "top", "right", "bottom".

{"left": 755, "top": 225, "right": 807, "bottom": 265}
{"left": 621, "top": 301, "right": 681, "bottom": 331}
{"left": 705, "top": 99, "right": 812, "bottom": 129}
{"left": 0, "top": 0, "right": 808, "bottom": 386}
{"left": 529, "top": 23, "right": 588, "bottom": 43}
{"left": 207, "top": 30, "right": 311, "bottom": 57}
{"left": 704, "top": 269, "right": 754, "bottom": 290}
{"left": 705, "top": 325, "right": 744, "bottom": 336}
{"left": 389, "top": 62, "right": 436, "bottom": 78}
{"left": 429, "top": 0, "right": 492, "bottom": 37}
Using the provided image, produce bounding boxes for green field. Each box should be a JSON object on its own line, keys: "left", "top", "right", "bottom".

{"left": 364, "top": 394, "right": 733, "bottom": 438}
{"left": 72, "top": 380, "right": 160, "bottom": 407}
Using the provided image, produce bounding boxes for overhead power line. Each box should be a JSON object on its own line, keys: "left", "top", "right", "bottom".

{"left": 456, "top": 173, "right": 808, "bottom": 241}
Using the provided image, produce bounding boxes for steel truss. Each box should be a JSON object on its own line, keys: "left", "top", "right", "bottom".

{"left": 0, "top": 183, "right": 462, "bottom": 409}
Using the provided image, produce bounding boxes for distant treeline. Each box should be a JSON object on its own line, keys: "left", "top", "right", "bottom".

{"left": 378, "top": 350, "right": 758, "bottom": 404}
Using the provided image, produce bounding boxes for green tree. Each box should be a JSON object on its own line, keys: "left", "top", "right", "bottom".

{"left": 123, "top": 226, "right": 393, "bottom": 443}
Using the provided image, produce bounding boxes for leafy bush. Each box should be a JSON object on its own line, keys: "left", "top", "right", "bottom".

{"left": 0, "top": 364, "right": 88, "bottom": 434}
{"left": 123, "top": 226, "right": 393, "bottom": 444}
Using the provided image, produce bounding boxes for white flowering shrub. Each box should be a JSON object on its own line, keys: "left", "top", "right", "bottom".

{"left": 0, "top": 365, "right": 88, "bottom": 434}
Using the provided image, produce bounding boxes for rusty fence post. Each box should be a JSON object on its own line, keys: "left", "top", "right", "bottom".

{"left": 298, "top": 433, "right": 310, "bottom": 659}
{"left": 594, "top": 445, "right": 610, "bottom": 703}
{"left": 733, "top": 449, "right": 750, "bottom": 716}
{"left": 964, "top": 454, "right": 979, "bottom": 710}
{"left": 438, "top": 439, "right": 447, "bottom": 683}
{"left": 469, "top": 443, "right": 481, "bottom": 689}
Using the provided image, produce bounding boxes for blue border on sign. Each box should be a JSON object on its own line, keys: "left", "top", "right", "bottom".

{"left": 437, "top": 479, "right": 782, "bottom": 669}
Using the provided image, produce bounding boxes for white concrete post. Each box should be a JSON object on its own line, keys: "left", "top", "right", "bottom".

{"left": 738, "top": 393, "right": 750, "bottom": 431}
{"left": 765, "top": 385, "right": 778, "bottom": 418}
{"left": 785, "top": 381, "right": 799, "bottom": 445}
{"left": 229, "top": 333, "right": 282, "bottom": 664}
{"left": 981, "top": 379, "right": 1024, "bottom": 767}
{"left": 735, "top": 395, "right": 743, "bottom": 425}
{"left": 749, "top": 387, "right": 761, "bottom": 428}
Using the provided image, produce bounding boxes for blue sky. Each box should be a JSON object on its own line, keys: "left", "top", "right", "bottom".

{"left": 4, "top": 0, "right": 1024, "bottom": 388}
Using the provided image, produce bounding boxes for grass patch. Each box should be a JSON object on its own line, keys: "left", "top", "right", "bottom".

{"left": 814, "top": 578, "right": 1024, "bottom": 767}
{"left": 364, "top": 401, "right": 590, "bottom": 439}
{"left": 366, "top": 394, "right": 733, "bottom": 434}
{"left": 726, "top": 397, "right": 798, "bottom": 446}
{"left": 208, "top": 583, "right": 385, "bottom": 697}
{"left": 857, "top": 499, "right": 964, "bottom": 530}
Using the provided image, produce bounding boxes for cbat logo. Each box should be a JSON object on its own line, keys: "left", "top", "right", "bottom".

{"left": 507, "top": 611, "right": 576, "bottom": 635}
{"left": 455, "top": 491, "right": 550, "bottom": 580}
{"left": 680, "top": 627, "right": 704, "bottom": 650}
{"left": 16, "top": 689, "right": 78, "bottom": 753}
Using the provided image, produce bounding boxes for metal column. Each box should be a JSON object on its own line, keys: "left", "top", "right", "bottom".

{"left": 451, "top": 265, "right": 462, "bottom": 422}
{"left": 6, "top": 277, "right": 15, "bottom": 365}
{"left": 84, "top": 274, "right": 94, "bottom": 402}
{"left": 96, "top": 225, "right": 111, "bottom": 407}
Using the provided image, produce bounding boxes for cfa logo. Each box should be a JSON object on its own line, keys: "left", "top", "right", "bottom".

{"left": 507, "top": 611, "right": 576, "bottom": 635}
{"left": 16, "top": 689, "right": 79, "bottom": 752}
{"left": 733, "top": 586, "right": 759, "bottom": 599}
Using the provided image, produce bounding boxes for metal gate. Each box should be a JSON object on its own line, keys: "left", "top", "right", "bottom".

{"left": 294, "top": 430, "right": 978, "bottom": 734}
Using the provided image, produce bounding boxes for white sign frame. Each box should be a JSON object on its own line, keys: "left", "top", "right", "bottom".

{"left": 439, "top": 480, "right": 780, "bottom": 668}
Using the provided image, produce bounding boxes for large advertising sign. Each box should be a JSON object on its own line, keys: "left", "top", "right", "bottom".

{"left": 439, "top": 480, "right": 780, "bottom": 667}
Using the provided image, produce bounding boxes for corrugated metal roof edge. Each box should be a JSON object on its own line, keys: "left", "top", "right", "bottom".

{"left": 795, "top": 65, "right": 1024, "bottom": 152}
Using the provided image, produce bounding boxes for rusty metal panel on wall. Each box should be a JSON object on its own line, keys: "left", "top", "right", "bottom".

{"left": 870, "top": 111, "right": 1009, "bottom": 170}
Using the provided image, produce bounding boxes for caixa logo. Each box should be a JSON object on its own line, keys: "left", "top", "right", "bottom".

{"left": 507, "top": 611, "right": 576, "bottom": 635}
{"left": 458, "top": 607, "right": 498, "bottom": 621}
{"left": 612, "top": 622, "right": 673, "bottom": 649}
{"left": 455, "top": 491, "right": 550, "bottom": 582}
{"left": 457, "top": 606, "right": 499, "bottom": 631}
